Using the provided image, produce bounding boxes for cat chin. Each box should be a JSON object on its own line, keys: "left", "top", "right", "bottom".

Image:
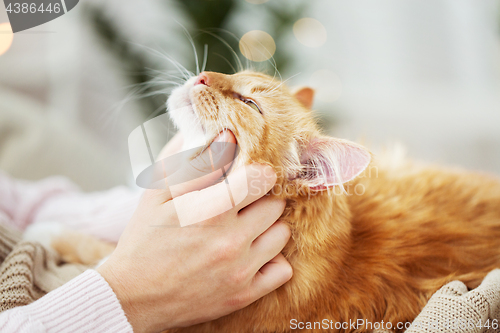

{"left": 168, "top": 78, "right": 233, "bottom": 153}
{"left": 180, "top": 127, "right": 207, "bottom": 150}
{"left": 168, "top": 85, "right": 207, "bottom": 149}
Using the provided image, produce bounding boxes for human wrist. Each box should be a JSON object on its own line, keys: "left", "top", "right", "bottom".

{"left": 22, "top": 269, "right": 133, "bottom": 332}
{"left": 98, "top": 260, "right": 151, "bottom": 333}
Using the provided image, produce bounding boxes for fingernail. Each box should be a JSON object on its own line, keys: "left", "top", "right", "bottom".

{"left": 215, "top": 130, "right": 227, "bottom": 142}
{"left": 212, "top": 131, "right": 233, "bottom": 155}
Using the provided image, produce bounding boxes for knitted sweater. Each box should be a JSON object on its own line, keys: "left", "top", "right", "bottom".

{"left": 0, "top": 171, "right": 140, "bottom": 332}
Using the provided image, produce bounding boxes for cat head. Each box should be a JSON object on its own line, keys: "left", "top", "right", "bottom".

{"left": 168, "top": 70, "right": 370, "bottom": 196}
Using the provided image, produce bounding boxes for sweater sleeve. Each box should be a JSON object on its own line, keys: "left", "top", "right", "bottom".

{"left": 0, "top": 270, "right": 133, "bottom": 333}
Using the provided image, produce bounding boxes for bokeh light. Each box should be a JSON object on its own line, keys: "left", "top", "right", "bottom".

{"left": 0, "top": 23, "right": 14, "bottom": 56}
{"left": 239, "top": 30, "right": 276, "bottom": 62}
{"left": 310, "top": 69, "right": 342, "bottom": 103}
{"left": 245, "top": 0, "right": 269, "bottom": 3}
{"left": 293, "top": 18, "right": 327, "bottom": 48}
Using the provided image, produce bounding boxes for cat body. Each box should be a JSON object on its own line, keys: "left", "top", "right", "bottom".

{"left": 40, "top": 70, "right": 500, "bottom": 332}
{"left": 165, "top": 71, "right": 500, "bottom": 332}
{"left": 170, "top": 159, "right": 500, "bottom": 333}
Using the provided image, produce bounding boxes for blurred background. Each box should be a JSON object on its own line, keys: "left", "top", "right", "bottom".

{"left": 0, "top": 0, "right": 499, "bottom": 191}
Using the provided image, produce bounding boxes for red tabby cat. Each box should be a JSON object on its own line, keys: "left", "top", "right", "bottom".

{"left": 55, "top": 70, "right": 500, "bottom": 332}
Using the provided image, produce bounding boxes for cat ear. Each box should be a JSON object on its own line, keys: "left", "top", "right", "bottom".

{"left": 298, "top": 136, "right": 371, "bottom": 190}
{"left": 293, "top": 87, "right": 315, "bottom": 109}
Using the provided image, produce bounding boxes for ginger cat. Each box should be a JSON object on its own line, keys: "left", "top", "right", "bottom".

{"left": 57, "top": 71, "right": 500, "bottom": 332}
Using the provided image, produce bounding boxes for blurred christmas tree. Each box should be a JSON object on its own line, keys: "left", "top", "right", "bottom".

{"left": 83, "top": 0, "right": 308, "bottom": 119}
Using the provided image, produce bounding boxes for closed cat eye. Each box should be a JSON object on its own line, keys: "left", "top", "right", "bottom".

{"left": 244, "top": 99, "right": 262, "bottom": 114}
{"left": 232, "top": 92, "right": 262, "bottom": 114}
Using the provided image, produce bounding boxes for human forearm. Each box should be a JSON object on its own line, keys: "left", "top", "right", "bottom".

{"left": 0, "top": 270, "right": 132, "bottom": 333}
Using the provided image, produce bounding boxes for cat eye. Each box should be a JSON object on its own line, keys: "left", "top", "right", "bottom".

{"left": 244, "top": 99, "right": 262, "bottom": 114}
{"left": 233, "top": 93, "right": 262, "bottom": 115}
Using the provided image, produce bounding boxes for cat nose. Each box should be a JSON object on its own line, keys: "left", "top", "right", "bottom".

{"left": 194, "top": 73, "right": 209, "bottom": 86}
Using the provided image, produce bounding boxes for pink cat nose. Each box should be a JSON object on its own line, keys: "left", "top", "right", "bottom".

{"left": 194, "top": 73, "right": 209, "bottom": 86}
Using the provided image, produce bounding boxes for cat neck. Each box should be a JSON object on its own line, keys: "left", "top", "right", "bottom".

{"left": 276, "top": 188, "right": 353, "bottom": 306}
{"left": 282, "top": 187, "right": 352, "bottom": 258}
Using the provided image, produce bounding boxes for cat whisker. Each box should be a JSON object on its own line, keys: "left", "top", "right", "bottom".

{"left": 129, "top": 42, "right": 194, "bottom": 81}
{"left": 266, "top": 73, "right": 302, "bottom": 96}
{"left": 240, "top": 36, "right": 282, "bottom": 86}
{"left": 156, "top": 52, "right": 194, "bottom": 81}
{"left": 145, "top": 103, "right": 170, "bottom": 122}
{"left": 206, "top": 28, "right": 252, "bottom": 72}
{"left": 99, "top": 86, "right": 144, "bottom": 127}
{"left": 213, "top": 53, "right": 237, "bottom": 74}
{"left": 267, "top": 51, "right": 282, "bottom": 84}
{"left": 201, "top": 44, "right": 209, "bottom": 73}
{"left": 237, "top": 39, "right": 253, "bottom": 73}
{"left": 177, "top": 22, "right": 201, "bottom": 76}
{"left": 100, "top": 76, "right": 182, "bottom": 131}
{"left": 200, "top": 30, "right": 243, "bottom": 73}
{"left": 146, "top": 68, "right": 188, "bottom": 84}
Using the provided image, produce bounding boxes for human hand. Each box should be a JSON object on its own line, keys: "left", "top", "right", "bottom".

{"left": 97, "top": 131, "right": 292, "bottom": 333}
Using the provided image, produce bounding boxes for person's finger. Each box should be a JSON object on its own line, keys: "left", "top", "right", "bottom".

{"left": 140, "top": 133, "right": 184, "bottom": 204}
{"left": 233, "top": 164, "right": 277, "bottom": 212}
{"left": 247, "top": 253, "right": 292, "bottom": 303}
{"left": 166, "top": 130, "right": 237, "bottom": 197}
{"left": 146, "top": 130, "right": 237, "bottom": 205}
{"left": 250, "top": 221, "right": 291, "bottom": 270}
{"left": 238, "top": 196, "right": 286, "bottom": 240}
{"left": 165, "top": 163, "right": 277, "bottom": 227}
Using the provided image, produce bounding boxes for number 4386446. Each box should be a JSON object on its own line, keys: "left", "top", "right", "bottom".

{"left": 6, "top": 3, "right": 61, "bottom": 14}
